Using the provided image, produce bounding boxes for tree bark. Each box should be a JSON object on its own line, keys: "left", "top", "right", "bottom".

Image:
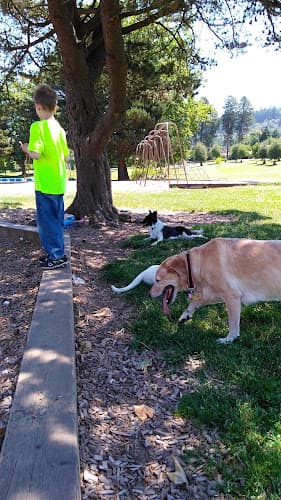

{"left": 117, "top": 157, "right": 130, "bottom": 181}
{"left": 117, "top": 141, "right": 130, "bottom": 180}
{"left": 47, "top": 0, "right": 127, "bottom": 221}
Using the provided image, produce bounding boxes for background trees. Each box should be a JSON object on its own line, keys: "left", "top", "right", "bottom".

{"left": 236, "top": 96, "right": 254, "bottom": 142}
{"left": 221, "top": 96, "right": 238, "bottom": 158}
{"left": 190, "top": 98, "right": 220, "bottom": 148}
{"left": 220, "top": 96, "right": 254, "bottom": 158}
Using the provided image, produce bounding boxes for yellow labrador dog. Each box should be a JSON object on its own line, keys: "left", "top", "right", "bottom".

{"left": 150, "top": 237, "right": 281, "bottom": 344}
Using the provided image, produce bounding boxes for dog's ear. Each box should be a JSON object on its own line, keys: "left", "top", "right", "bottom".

{"left": 166, "top": 254, "right": 188, "bottom": 278}
{"left": 167, "top": 266, "right": 181, "bottom": 277}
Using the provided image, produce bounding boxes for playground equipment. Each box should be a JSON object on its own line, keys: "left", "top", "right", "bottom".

{"left": 134, "top": 121, "right": 209, "bottom": 186}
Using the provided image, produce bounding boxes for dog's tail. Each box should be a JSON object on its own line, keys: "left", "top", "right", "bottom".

{"left": 191, "top": 228, "right": 204, "bottom": 235}
{"left": 182, "top": 228, "right": 207, "bottom": 239}
{"left": 111, "top": 271, "right": 145, "bottom": 293}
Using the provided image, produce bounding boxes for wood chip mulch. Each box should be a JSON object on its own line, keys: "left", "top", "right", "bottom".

{"left": 0, "top": 208, "right": 234, "bottom": 499}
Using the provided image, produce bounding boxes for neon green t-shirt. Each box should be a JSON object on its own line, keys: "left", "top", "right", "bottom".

{"left": 28, "top": 117, "right": 69, "bottom": 194}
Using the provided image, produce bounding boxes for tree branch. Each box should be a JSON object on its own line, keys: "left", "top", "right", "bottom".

{"left": 47, "top": 0, "right": 88, "bottom": 76}
{"left": 88, "top": 0, "right": 127, "bottom": 157}
{"left": 5, "top": 28, "right": 55, "bottom": 52}
{"left": 121, "top": 0, "right": 186, "bottom": 35}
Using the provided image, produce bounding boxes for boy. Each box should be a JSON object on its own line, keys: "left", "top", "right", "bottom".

{"left": 21, "top": 84, "right": 69, "bottom": 269}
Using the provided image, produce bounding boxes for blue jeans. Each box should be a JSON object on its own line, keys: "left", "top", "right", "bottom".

{"left": 35, "top": 190, "right": 65, "bottom": 260}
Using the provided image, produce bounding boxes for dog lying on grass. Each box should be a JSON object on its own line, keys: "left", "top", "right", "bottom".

{"left": 150, "top": 237, "right": 281, "bottom": 343}
{"left": 111, "top": 265, "right": 159, "bottom": 293}
{"left": 142, "top": 210, "right": 206, "bottom": 246}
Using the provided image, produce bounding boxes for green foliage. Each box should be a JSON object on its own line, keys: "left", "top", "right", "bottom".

{"left": 268, "top": 139, "right": 281, "bottom": 162}
{"left": 210, "top": 144, "right": 221, "bottom": 159}
{"left": 0, "top": 127, "right": 13, "bottom": 168}
{"left": 230, "top": 143, "right": 251, "bottom": 160}
{"left": 260, "top": 126, "right": 271, "bottom": 142}
{"left": 236, "top": 96, "right": 254, "bottom": 142}
{"left": 214, "top": 156, "right": 223, "bottom": 164}
{"left": 248, "top": 130, "right": 262, "bottom": 145}
{"left": 252, "top": 141, "right": 260, "bottom": 158}
{"left": 192, "top": 99, "right": 220, "bottom": 148}
{"left": 221, "top": 96, "right": 254, "bottom": 157}
{"left": 107, "top": 21, "right": 203, "bottom": 170}
{"left": 108, "top": 105, "right": 154, "bottom": 168}
{"left": 221, "top": 96, "right": 238, "bottom": 152}
{"left": 192, "top": 141, "right": 208, "bottom": 164}
{"left": 1, "top": 80, "right": 38, "bottom": 173}
{"left": 177, "top": 98, "right": 219, "bottom": 152}
{"left": 258, "top": 142, "right": 268, "bottom": 160}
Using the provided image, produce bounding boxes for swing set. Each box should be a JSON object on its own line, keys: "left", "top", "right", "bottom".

{"left": 134, "top": 121, "right": 208, "bottom": 186}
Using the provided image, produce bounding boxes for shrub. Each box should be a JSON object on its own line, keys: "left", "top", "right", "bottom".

{"left": 210, "top": 144, "right": 221, "bottom": 160}
{"left": 258, "top": 143, "right": 268, "bottom": 162}
{"left": 268, "top": 140, "right": 281, "bottom": 163}
{"left": 192, "top": 141, "right": 207, "bottom": 165}
{"left": 231, "top": 143, "right": 251, "bottom": 160}
{"left": 215, "top": 156, "right": 222, "bottom": 165}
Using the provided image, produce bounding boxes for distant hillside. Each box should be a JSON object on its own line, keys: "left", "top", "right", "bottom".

{"left": 253, "top": 107, "right": 281, "bottom": 130}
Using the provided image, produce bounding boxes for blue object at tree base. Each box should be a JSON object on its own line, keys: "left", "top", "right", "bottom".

{"left": 64, "top": 214, "right": 76, "bottom": 227}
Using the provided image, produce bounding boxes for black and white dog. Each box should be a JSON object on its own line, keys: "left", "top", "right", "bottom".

{"left": 142, "top": 210, "right": 207, "bottom": 246}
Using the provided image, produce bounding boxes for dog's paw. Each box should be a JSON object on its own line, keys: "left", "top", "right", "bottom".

{"left": 216, "top": 336, "right": 238, "bottom": 344}
{"left": 178, "top": 312, "right": 191, "bottom": 323}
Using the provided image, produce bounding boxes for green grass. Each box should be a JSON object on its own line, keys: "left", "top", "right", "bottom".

{"left": 202, "top": 158, "right": 281, "bottom": 181}
{"left": 104, "top": 184, "right": 281, "bottom": 499}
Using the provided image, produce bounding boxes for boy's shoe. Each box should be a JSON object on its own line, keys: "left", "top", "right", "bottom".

{"left": 39, "top": 254, "right": 67, "bottom": 264}
{"left": 40, "top": 257, "right": 67, "bottom": 270}
{"left": 39, "top": 254, "right": 49, "bottom": 264}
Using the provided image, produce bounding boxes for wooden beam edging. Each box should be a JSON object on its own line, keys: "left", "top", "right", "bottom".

{"left": 0, "top": 222, "right": 39, "bottom": 243}
{"left": 0, "top": 234, "right": 81, "bottom": 499}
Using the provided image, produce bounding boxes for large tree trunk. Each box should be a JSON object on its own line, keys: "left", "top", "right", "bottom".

{"left": 63, "top": 77, "right": 118, "bottom": 221}
{"left": 67, "top": 151, "right": 118, "bottom": 222}
{"left": 48, "top": 0, "right": 127, "bottom": 222}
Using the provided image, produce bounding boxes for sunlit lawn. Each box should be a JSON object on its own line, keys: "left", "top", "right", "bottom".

{"left": 205, "top": 158, "right": 281, "bottom": 181}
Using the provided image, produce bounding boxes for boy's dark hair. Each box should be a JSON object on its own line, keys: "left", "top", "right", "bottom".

{"left": 33, "top": 84, "right": 57, "bottom": 112}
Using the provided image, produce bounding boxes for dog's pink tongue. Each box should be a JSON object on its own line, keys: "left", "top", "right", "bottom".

{"left": 162, "top": 290, "right": 170, "bottom": 316}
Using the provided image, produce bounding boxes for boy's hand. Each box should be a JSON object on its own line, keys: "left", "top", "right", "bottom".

{"left": 19, "top": 142, "right": 28, "bottom": 153}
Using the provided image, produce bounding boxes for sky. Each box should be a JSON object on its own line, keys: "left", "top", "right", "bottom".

{"left": 197, "top": 47, "right": 281, "bottom": 114}
{"left": 195, "top": 16, "right": 281, "bottom": 116}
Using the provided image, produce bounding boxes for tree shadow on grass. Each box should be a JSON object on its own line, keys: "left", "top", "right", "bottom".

{"left": 209, "top": 209, "right": 270, "bottom": 222}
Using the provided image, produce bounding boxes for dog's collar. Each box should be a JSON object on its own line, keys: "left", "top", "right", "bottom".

{"left": 186, "top": 252, "right": 194, "bottom": 289}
